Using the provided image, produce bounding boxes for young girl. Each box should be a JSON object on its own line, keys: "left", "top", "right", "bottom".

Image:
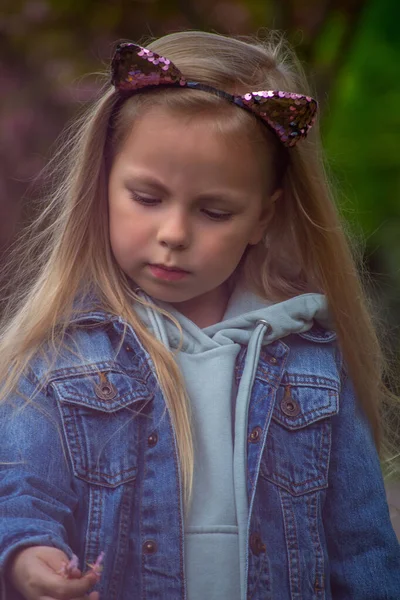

{"left": 0, "top": 30, "right": 399, "bottom": 600}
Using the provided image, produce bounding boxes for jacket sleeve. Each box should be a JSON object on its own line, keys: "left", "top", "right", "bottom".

{"left": 0, "top": 371, "right": 76, "bottom": 598}
{"left": 323, "top": 369, "right": 400, "bottom": 598}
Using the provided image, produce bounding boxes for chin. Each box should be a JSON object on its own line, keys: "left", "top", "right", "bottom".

{"left": 134, "top": 284, "right": 195, "bottom": 304}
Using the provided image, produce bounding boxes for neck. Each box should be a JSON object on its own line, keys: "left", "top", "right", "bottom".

{"left": 170, "top": 283, "right": 231, "bottom": 328}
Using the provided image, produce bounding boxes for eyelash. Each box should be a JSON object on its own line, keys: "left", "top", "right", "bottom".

{"left": 129, "top": 192, "right": 233, "bottom": 221}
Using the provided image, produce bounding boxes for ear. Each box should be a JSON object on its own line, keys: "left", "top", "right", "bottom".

{"left": 248, "top": 188, "right": 282, "bottom": 245}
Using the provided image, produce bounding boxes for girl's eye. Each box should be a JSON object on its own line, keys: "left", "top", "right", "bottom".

{"left": 203, "top": 210, "right": 233, "bottom": 221}
{"left": 129, "top": 193, "right": 232, "bottom": 221}
{"left": 130, "top": 192, "right": 160, "bottom": 206}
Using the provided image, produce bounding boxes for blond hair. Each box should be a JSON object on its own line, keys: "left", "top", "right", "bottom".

{"left": 0, "top": 31, "right": 398, "bottom": 508}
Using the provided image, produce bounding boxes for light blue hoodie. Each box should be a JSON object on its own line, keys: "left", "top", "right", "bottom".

{"left": 135, "top": 283, "right": 331, "bottom": 600}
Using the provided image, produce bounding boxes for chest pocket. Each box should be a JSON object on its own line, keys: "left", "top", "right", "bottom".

{"left": 51, "top": 368, "right": 153, "bottom": 487}
{"left": 261, "top": 377, "right": 339, "bottom": 496}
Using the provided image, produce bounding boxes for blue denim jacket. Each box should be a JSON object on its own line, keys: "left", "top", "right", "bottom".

{"left": 1, "top": 308, "right": 399, "bottom": 599}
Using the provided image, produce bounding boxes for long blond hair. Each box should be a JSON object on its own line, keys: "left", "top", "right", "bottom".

{"left": 0, "top": 31, "right": 398, "bottom": 507}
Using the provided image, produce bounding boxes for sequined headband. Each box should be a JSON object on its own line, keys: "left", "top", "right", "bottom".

{"left": 111, "top": 42, "right": 318, "bottom": 147}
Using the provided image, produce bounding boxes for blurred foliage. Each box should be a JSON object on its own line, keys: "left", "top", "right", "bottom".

{"left": 0, "top": 0, "right": 399, "bottom": 358}
{"left": 323, "top": 0, "right": 400, "bottom": 362}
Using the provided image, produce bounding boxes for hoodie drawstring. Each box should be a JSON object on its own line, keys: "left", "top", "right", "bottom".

{"left": 233, "top": 319, "right": 272, "bottom": 600}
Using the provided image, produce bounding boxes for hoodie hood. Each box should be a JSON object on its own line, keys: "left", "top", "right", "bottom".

{"left": 136, "top": 282, "right": 332, "bottom": 354}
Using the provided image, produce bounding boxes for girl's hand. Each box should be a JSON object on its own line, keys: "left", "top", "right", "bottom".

{"left": 8, "top": 546, "right": 100, "bottom": 600}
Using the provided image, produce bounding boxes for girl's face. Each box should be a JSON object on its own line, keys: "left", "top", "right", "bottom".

{"left": 108, "top": 106, "right": 274, "bottom": 325}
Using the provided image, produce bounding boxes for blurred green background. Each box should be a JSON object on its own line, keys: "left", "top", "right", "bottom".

{"left": 0, "top": 0, "right": 399, "bottom": 364}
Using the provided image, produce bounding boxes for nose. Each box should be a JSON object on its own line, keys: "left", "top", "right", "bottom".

{"left": 156, "top": 208, "right": 190, "bottom": 250}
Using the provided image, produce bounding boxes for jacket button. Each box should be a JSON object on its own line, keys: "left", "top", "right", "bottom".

{"left": 143, "top": 540, "right": 157, "bottom": 554}
{"left": 269, "top": 356, "right": 278, "bottom": 364}
{"left": 281, "top": 386, "right": 301, "bottom": 417}
{"left": 148, "top": 432, "right": 158, "bottom": 447}
{"left": 248, "top": 426, "right": 262, "bottom": 443}
{"left": 94, "top": 375, "right": 117, "bottom": 400}
{"left": 249, "top": 532, "right": 266, "bottom": 556}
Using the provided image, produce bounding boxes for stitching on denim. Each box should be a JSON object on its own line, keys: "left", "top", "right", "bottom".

{"left": 61, "top": 405, "right": 137, "bottom": 485}
{"left": 77, "top": 466, "right": 137, "bottom": 485}
{"left": 273, "top": 391, "right": 338, "bottom": 430}
{"left": 325, "top": 418, "right": 333, "bottom": 479}
{"left": 318, "top": 421, "right": 331, "bottom": 481}
{"left": 96, "top": 488, "right": 103, "bottom": 564}
{"left": 307, "top": 493, "right": 325, "bottom": 598}
{"left": 273, "top": 471, "right": 323, "bottom": 487}
{"left": 140, "top": 415, "right": 147, "bottom": 600}
{"left": 59, "top": 383, "right": 152, "bottom": 404}
{"left": 248, "top": 387, "right": 275, "bottom": 495}
{"left": 84, "top": 485, "right": 96, "bottom": 567}
{"left": 314, "top": 494, "right": 325, "bottom": 598}
{"left": 49, "top": 361, "right": 156, "bottom": 392}
{"left": 84, "top": 486, "right": 104, "bottom": 595}
{"left": 279, "top": 490, "right": 302, "bottom": 599}
{"left": 247, "top": 546, "right": 267, "bottom": 599}
{"left": 274, "top": 402, "right": 335, "bottom": 423}
{"left": 259, "top": 470, "right": 328, "bottom": 496}
{"left": 281, "top": 374, "right": 339, "bottom": 389}
{"left": 265, "top": 417, "right": 331, "bottom": 492}
{"left": 48, "top": 361, "right": 124, "bottom": 381}
{"left": 167, "top": 413, "right": 186, "bottom": 600}
{"left": 64, "top": 406, "right": 83, "bottom": 470}
{"left": 109, "top": 483, "right": 134, "bottom": 599}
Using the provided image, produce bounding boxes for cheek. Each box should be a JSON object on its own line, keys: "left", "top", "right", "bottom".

{"left": 201, "top": 227, "right": 251, "bottom": 265}
{"left": 108, "top": 207, "right": 148, "bottom": 262}
{"left": 221, "top": 220, "right": 259, "bottom": 249}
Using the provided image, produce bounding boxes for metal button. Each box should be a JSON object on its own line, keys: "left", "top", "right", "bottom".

{"left": 281, "top": 386, "right": 301, "bottom": 417}
{"left": 269, "top": 356, "right": 278, "bottom": 364}
{"left": 143, "top": 540, "right": 157, "bottom": 554}
{"left": 248, "top": 426, "right": 262, "bottom": 443}
{"left": 148, "top": 432, "right": 158, "bottom": 447}
{"left": 94, "top": 374, "right": 117, "bottom": 401}
{"left": 249, "top": 532, "right": 266, "bottom": 556}
{"left": 255, "top": 319, "right": 272, "bottom": 336}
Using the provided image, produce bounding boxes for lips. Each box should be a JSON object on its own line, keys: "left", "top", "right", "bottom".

{"left": 150, "top": 263, "right": 189, "bottom": 273}
{"left": 148, "top": 263, "right": 190, "bottom": 282}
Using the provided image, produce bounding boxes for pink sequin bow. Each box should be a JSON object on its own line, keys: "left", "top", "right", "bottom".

{"left": 111, "top": 42, "right": 318, "bottom": 147}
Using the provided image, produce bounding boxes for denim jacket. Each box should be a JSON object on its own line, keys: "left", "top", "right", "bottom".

{"left": 0, "top": 308, "right": 399, "bottom": 599}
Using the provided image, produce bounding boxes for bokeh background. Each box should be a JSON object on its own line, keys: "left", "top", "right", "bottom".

{"left": 1, "top": 0, "right": 399, "bottom": 532}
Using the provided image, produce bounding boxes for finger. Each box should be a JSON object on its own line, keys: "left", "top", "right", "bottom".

{"left": 41, "top": 591, "right": 99, "bottom": 600}
{"left": 66, "top": 567, "right": 83, "bottom": 579}
{"left": 39, "top": 570, "right": 99, "bottom": 599}
{"left": 41, "top": 595, "right": 99, "bottom": 600}
{"left": 61, "top": 590, "right": 99, "bottom": 600}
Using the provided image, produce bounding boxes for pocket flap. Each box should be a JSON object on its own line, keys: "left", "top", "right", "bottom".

{"left": 273, "top": 376, "right": 339, "bottom": 430}
{"left": 51, "top": 368, "right": 153, "bottom": 413}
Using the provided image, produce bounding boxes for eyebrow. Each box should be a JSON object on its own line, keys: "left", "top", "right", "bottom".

{"left": 123, "top": 175, "right": 169, "bottom": 194}
{"left": 123, "top": 174, "right": 244, "bottom": 206}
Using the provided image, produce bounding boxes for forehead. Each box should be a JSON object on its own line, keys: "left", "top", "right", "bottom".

{"left": 112, "top": 105, "right": 272, "bottom": 191}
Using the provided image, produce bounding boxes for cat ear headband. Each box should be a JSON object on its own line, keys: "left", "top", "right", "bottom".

{"left": 111, "top": 42, "right": 318, "bottom": 147}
